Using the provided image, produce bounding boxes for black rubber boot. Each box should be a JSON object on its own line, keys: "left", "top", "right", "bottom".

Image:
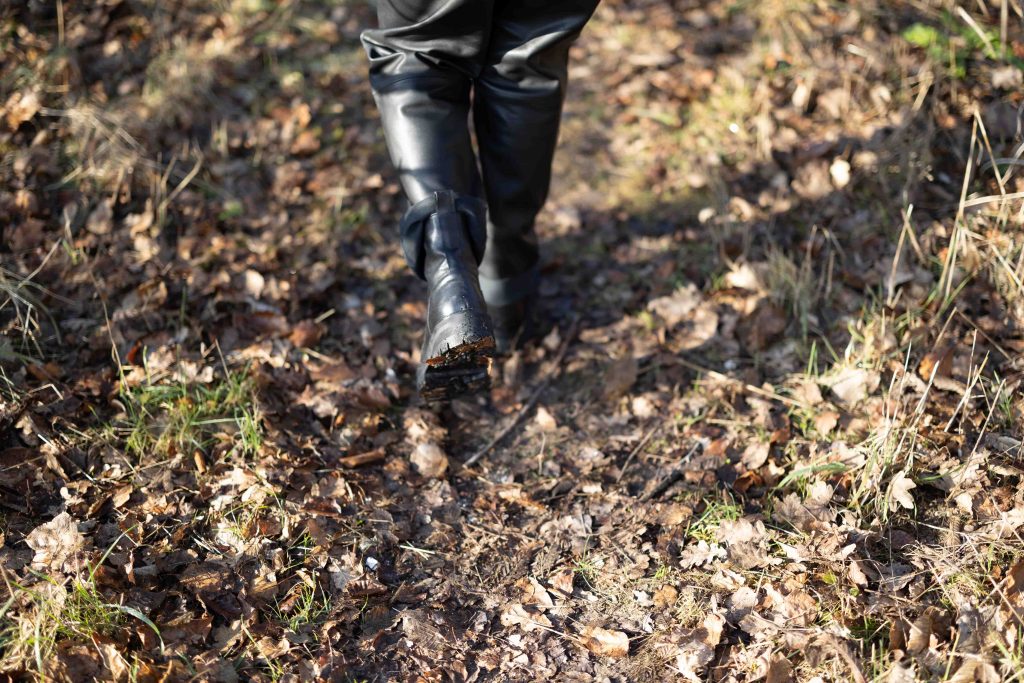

{"left": 401, "top": 191, "right": 495, "bottom": 401}
{"left": 481, "top": 262, "right": 539, "bottom": 355}
{"left": 361, "top": 0, "right": 599, "bottom": 365}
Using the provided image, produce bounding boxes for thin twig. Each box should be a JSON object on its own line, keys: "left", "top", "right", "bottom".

{"left": 959, "top": 189, "right": 1024, "bottom": 208}
{"left": 942, "top": 116, "right": 978, "bottom": 299}
{"left": 462, "top": 319, "right": 579, "bottom": 468}
{"left": 615, "top": 421, "right": 660, "bottom": 484}
{"left": 953, "top": 308, "right": 1013, "bottom": 361}
{"left": 640, "top": 443, "right": 700, "bottom": 502}
{"left": 658, "top": 355, "right": 811, "bottom": 409}
{"left": 823, "top": 634, "right": 868, "bottom": 683}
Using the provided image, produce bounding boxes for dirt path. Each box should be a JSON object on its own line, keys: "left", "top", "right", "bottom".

{"left": 2, "top": 1, "right": 1024, "bottom": 681}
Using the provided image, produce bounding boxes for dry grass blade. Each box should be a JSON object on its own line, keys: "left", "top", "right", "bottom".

{"left": 0, "top": 242, "right": 65, "bottom": 359}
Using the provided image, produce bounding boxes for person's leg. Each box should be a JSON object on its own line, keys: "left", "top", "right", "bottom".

{"left": 361, "top": 0, "right": 492, "bottom": 202}
{"left": 472, "top": 1, "right": 600, "bottom": 348}
{"left": 361, "top": 1, "right": 497, "bottom": 399}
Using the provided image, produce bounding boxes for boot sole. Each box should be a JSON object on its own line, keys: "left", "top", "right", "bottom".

{"left": 417, "top": 314, "right": 495, "bottom": 402}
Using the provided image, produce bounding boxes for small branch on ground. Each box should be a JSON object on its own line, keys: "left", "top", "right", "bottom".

{"left": 462, "top": 319, "right": 579, "bottom": 469}
{"left": 656, "top": 356, "right": 811, "bottom": 409}
{"left": 615, "top": 421, "right": 661, "bottom": 484}
{"left": 640, "top": 442, "right": 700, "bottom": 502}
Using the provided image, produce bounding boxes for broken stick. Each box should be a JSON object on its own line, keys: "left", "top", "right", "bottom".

{"left": 462, "top": 319, "right": 579, "bottom": 468}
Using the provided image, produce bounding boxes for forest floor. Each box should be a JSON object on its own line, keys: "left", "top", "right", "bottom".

{"left": 2, "top": 0, "right": 1024, "bottom": 681}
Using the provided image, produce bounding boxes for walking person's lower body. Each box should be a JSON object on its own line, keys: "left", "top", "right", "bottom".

{"left": 361, "top": 0, "right": 599, "bottom": 400}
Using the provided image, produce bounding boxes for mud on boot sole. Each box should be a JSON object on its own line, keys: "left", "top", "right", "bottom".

{"left": 417, "top": 336, "right": 495, "bottom": 402}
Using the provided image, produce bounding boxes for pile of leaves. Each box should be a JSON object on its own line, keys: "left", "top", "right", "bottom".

{"left": 1, "top": 0, "right": 1023, "bottom": 680}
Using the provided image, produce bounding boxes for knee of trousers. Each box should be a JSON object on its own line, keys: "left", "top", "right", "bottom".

{"left": 360, "top": 28, "right": 486, "bottom": 85}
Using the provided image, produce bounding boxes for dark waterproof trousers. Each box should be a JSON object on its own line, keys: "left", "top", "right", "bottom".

{"left": 361, "top": 0, "right": 599, "bottom": 306}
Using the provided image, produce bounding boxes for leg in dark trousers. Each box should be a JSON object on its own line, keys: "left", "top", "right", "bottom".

{"left": 360, "top": 1, "right": 599, "bottom": 395}
{"left": 473, "top": 1, "right": 600, "bottom": 309}
{"left": 362, "top": 1, "right": 498, "bottom": 399}
{"left": 470, "top": 1, "right": 599, "bottom": 350}
{"left": 360, "top": 0, "right": 493, "bottom": 202}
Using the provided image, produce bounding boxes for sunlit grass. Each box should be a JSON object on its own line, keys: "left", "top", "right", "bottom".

{"left": 0, "top": 556, "right": 160, "bottom": 680}
{"left": 117, "top": 365, "right": 263, "bottom": 461}
{"left": 272, "top": 582, "right": 332, "bottom": 633}
{"left": 685, "top": 497, "right": 743, "bottom": 543}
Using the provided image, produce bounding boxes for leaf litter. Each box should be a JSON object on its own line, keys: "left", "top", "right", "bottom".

{"left": 1, "top": 0, "right": 1024, "bottom": 681}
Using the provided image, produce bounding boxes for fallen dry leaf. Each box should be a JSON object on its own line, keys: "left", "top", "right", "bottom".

{"left": 716, "top": 517, "right": 765, "bottom": 546}
{"left": 404, "top": 408, "right": 447, "bottom": 444}
{"left": 26, "top": 512, "right": 87, "bottom": 574}
{"left": 339, "top": 448, "right": 387, "bottom": 468}
{"left": 813, "top": 410, "right": 840, "bottom": 435}
{"left": 516, "top": 576, "right": 555, "bottom": 610}
{"left": 289, "top": 319, "right": 323, "bottom": 348}
{"left": 653, "top": 584, "right": 678, "bottom": 609}
{"left": 918, "top": 345, "right": 953, "bottom": 381}
{"left": 309, "top": 359, "right": 357, "bottom": 385}
{"left": 534, "top": 406, "right": 558, "bottom": 432}
{"left": 723, "top": 262, "right": 765, "bottom": 291}
{"left": 791, "top": 379, "right": 824, "bottom": 405}
{"left": 3, "top": 90, "right": 40, "bottom": 129}
{"left": 677, "top": 305, "right": 719, "bottom": 350}
{"left": 741, "top": 441, "right": 770, "bottom": 469}
{"left": 889, "top": 471, "right": 916, "bottom": 510}
{"left": 888, "top": 662, "right": 917, "bottom": 683}
{"left": 822, "top": 366, "right": 880, "bottom": 405}
{"left": 234, "top": 311, "right": 291, "bottom": 339}
{"left": 669, "top": 612, "right": 726, "bottom": 681}
{"left": 982, "top": 505, "right": 1024, "bottom": 539}
{"left": 410, "top": 442, "right": 448, "bottom": 478}
{"left": 603, "top": 356, "right": 639, "bottom": 400}
{"left": 255, "top": 636, "right": 290, "bottom": 659}
{"left": 500, "top": 603, "right": 552, "bottom": 632}
{"left": 86, "top": 199, "right": 114, "bottom": 235}
{"left": 579, "top": 624, "right": 630, "bottom": 658}
{"left": 738, "top": 300, "right": 787, "bottom": 351}
{"left": 947, "top": 659, "right": 1000, "bottom": 683}
{"left": 765, "top": 655, "right": 795, "bottom": 683}
{"left": 1007, "top": 559, "right": 1024, "bottom": 596}
{"left": 848, "top": 558, "right": 872, "bottom": 586}
{"left": 95, "top": 642, "right": 131, "bottom": 681}
{"left": 180, "top": 561, "right": 233, "bottom": 595}
{"left": 830, "top": 157, "right": 851, "bottom": 189}
{"left": 242, "top": 269, "right": 265, "bottom": 298}
{"left": 548, "top": 568, "right": 575, "bottom": 599}
{"left": 630, "top": 395, "right": 657, "bottom": 418}
{"left": 679, "top": 540, "right": 727, "bottom": 569}
{"left": 907, "top": 606, "right": 949, "bottom": 654}
{"left": 111, "top": 485, "right": 133, "bottom": 508}
{"left": 648, "top": 284, "right": 701, "bottom": 326}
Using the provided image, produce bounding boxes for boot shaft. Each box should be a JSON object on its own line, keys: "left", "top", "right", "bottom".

{"left": 424, "top": 194, "right": 488, "bottom": 332}
{"left": 400, "top": 190, "right": 491, "bottom": 335}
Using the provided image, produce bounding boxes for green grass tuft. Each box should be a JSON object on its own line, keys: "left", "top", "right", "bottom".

{"left": 118, "top": 365, "right": 263, "bottom": 461}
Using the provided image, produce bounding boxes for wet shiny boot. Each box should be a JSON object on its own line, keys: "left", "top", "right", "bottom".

{"left": 401, "top": 191, "right": 495, "bottom": 401}
{"left": 361, "top": 0, "right": 599, "bottom": 375}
